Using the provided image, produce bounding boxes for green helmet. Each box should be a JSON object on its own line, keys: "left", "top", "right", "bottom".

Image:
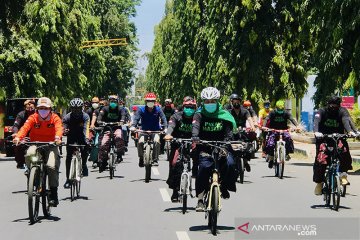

{"left": 275, "top": 100, "right": 285, "bottom": 110}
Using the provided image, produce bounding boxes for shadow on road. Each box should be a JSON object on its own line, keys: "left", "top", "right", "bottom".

{"left": 12, "top": 215, "right": 61, "bottom": 224}
{"left": 61, "top": 196, "right": 91, "bottom": 201}
{"left": 96, "top": 175, "right": 124, "bottom": 179}
{"left": 12, "top": 190, "right": 27, "bottom": 194}
{"left": 189, "top": 225, "right": 235, "bottom": 232}
{"left": 261, "top": 175, "right": 296, "bottom": 179}
{"left": 237, "top": 180, "right": 253, "bottom": 184}
{"left": 164, "top": 207, "right": 196, "bottom": 212}
{"left": 129, "top": 178, "right": 165, "bottom": 182}
{"left": 310, "top": 205, "right": 352, "bottom": 210}
{"left": 290, "top": 162, "right": 313, "bottom": 167}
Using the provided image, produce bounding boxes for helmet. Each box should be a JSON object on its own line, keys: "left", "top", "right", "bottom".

{"left": 201, "top": 87, "right": 220, "bottom": 100}
{"left": 145, "top": 92, "right": 157, "bottom": 101}
{"left": 183, "top": 96, "right": 197, "bottom": 106}
{"left": 132, "top": 105, "right": 138, "bottom": 111}
{"left": 92, "top": 97, "right": 99, "bottom": 103}
{"left": 108, "top": 95, "right": 118, "bottom": 101}
{"left": 327, "top": 95, "right": 341, "bottom": 105}
{"left": 70, "top": 98, "right": 84, "bottom": 107}
{"left": 37, "top": 97, "right": 52, "bottom": 108}
{"left": 243, "top": 100, "right": 251, "bottom": 107}
{"left": 230, "top": 93, "right": 241, "bottom": 101}
{"left": 275, "top": 100, "right": 285, "bottom": 109}
{"left": 165, "top": 98, "right": 172, "bottom": 104}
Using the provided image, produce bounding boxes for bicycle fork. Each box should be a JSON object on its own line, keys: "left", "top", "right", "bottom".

{"left": 276, "top": 137, "right": 286, "bottom": 163}
{"left": 206, "top": 172, "right": 222, "bottom": 212}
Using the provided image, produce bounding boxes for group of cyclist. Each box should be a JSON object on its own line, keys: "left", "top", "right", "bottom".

{"left": 10, "top": 87, "right": 359, "bottom": 212}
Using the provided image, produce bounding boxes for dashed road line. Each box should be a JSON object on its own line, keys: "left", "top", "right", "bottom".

{"left": 159, "top": 188, "right": 171, "bottom": 202}
{"left": 176, "top": 231, "right": 191, "bottom": 240}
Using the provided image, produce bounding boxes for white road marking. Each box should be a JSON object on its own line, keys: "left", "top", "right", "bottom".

{"left": 176, "top": 231, "right": 191, "bottom": 240}
{"left": 159, "top": 188, "right": 171, "bottom": 202}
{"left": 152, "top": 167, "right": 160, "bottom": 175}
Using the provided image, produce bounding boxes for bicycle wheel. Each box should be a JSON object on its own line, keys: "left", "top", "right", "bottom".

{"left": 323, "top": 175, "right": 330, "bottom": 207}
{"left": 180, "top": 174, "right": 188, "bottom": 214}
{"left": 144, "top": 144, "right": 151, "bottom": 183}
{"left": 109, "top": 152, "right": 115, "bottom": 180}
{"left": 28, "top": 167, "right": 40, "bottom": 224}
{"left": 41, "top": 171, "right": 51, "bottom": 217}
{"left": 70, "top": 158, "right": 76, "bottom": 201}
{"left": 341, "top": 185, "right": 346, "bottom": 197}
{"left": 166, "top": 142, "right": 170, "bottom": 160}
{"left": 278, "top": 146, "right": 285, "bottom": 179}
{"left": 209, "top": 185, "right": 219, "bottom": 236}
{"left": 237, "top": 157, "right": 244, "bottom": 184}
{"left": 332, "top": 176, "right": 341, "bottom": 211}
{"left": 76, "top": 156, "right": 81, "bottom": 197}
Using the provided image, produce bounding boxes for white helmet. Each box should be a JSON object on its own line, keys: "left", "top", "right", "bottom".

{"left": 70, "top": 98, "right": 84, "bottom": 107}
{"left": 201, "top": 87, "right": 220, "bottom": 100}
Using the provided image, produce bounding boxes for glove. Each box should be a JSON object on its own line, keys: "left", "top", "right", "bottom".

{"left": 130, "top": 126, "right": 136, "bottom": 132}
{"left": 314, "top": 132, "right": 323, "bottom": 138}
{"left": 13, "top": 137, "right": 20, "bottom": 145}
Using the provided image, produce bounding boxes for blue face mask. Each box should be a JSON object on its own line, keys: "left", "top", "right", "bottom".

{"left": 109, "top": 102, "right": 118, "bottom": 109}
{"left": 183, "top": 107, "right": 195, "bottom": 117}
{"left": 204, "top": 103, "right": 217, "bottom": 113}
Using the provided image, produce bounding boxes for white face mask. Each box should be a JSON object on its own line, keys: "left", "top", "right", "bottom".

{"left": 92, "top": 103, "right": 99, "bottom": 109}
{"left": 146, "top": 102, "right": 155, "bottom": 108}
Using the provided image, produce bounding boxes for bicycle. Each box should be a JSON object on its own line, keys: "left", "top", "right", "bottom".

{"left": 68, "top": 143, "right": 85, "bottom": 201}
{"left": 167, "top": 138, "right": 194, "bottom": 214}
{"left": 89, "top": 127, "right": 101, "bottom": 168}
{"left": 197, "top": 140, "right": 235, "bottom": 236}
{"left": 98, "top": 122, "right": 123, "bottom": 179}
{"left": 231, "top": 141, "right": 250, "bottom": 184}
{"left": 317, "top": 133, "right": 354, "bottom": 211}
{"left": 21, "top": 141, "right": 61, "bottom": 224}
{"left": 135, "top": 130, "right": 163, "bottom": 183}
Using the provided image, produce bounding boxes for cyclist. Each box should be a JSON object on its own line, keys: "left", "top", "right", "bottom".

{"left": 13, "top": 97, "right": 63, "bottom": 207}
{"left": 262, "top": 100, "right": 300, "bottom": 168}
{"left": 130, "top": 92, "right": 167, "bottom": 167}
{"left": 119, "top": 98, "right": 131, "bottom": 149}
{"left": 224, "top": 93, "right": 238, "bottom": 111}
{"left": 161, "top": 99, "right": 175, "bottom": 153}
{"left": 243, "top": 100, "right": 259, "bottom": 127}
{"left": 313, "top": 96, "right": 358, "bottom": 195}
{"left": 97, "top": 95, "right": 127, "bottom": 172}
{"left": 12, "top": 99, "right": 36, "bottom": 169}
{"left": 192, "top": 87, "right": 237, "bottom": 211}
{"left": 164, "top": 96, "right": 197, "bottom": 202}
{"left": 258, "top": 100, "right": 273, "bottom": 157}
{"left": 62, "top": 98, "right": 91, "bottom": 188}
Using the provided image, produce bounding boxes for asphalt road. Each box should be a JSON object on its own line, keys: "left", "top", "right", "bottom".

{"left": 1, "top": 141, "right": 360, "bottom": 240}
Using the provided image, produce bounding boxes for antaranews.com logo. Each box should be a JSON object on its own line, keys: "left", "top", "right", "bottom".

{"left": 238, "top": 222, "right": 317, "bottom": 236}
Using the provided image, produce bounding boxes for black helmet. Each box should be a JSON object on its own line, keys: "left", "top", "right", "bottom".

{"left": 230, "top": 93, "right": 241, "bottom": 101}
{"left": 327, "top": 95, "right": 341, "bottom": 105}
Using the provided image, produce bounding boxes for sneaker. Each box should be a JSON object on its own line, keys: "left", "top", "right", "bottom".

{"left": 138, "top": 158, "right": 144, "bottom": 168}
{"left": 340, "top": 175, "right": 350, "bottom": 186}
{"left": 82, "top": 166, "right": 88, "bottom": 177}
{"left": 152, "top": 161, "right": 159, "bottom": 167}
{"left": 49, "top": 187, "right": 59, "bottom": 207}
{"left": 268, "top": 160, "right": 274, "bottom": 169}
{"left": 116, "top": 155, "right": 123, "bottom": 164}
{"left": 63, "top": 180, "right": 71, "bottom": 189}
{"left": 171, "top": 190, "right": 179, "bottom": 202}
{"left": 314, "top": 183, "right": 323, "bottom": 195}
{"left": 245, "top": 162, "right": 251, "bottom": 172}
{"left": 16, "top": 163, "right": 25, "bottom": 169}
{"left": 99, "top": 162, "right": 107, "bottom": 173}
{"left": 220, "top": 187, "right": 230, "bottom": 199}
{"left": 92, "top": 162, "right": 98, "bottom": 168}
{"left": 196, "top": 200, "right": 205, "bottom": 212}
{"left": 285, "top": 155, "right": 291, "bottom": 161}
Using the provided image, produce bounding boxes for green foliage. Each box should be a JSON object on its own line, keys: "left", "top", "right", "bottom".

{"left": 0, "top": 0, "right": 139, "bottom": 106}
{"left": 350, "top": 104, "right": 360, "bottom": 129}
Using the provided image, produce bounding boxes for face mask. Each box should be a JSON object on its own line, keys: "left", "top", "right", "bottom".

{"left": 183, "top": 107, "right": 195, "bottom": 117}
{"left": 264, "top": 104, "right": 270, "bottom": 109}
{"left": 146, "top": 102, "right": 155, "bottom": 108}
{"left": 38, "top": 109, "right": 51, "bottom": 119}
{"left": 276, "top": 109, "right": 284, "bottom": 114}
{"left": 233, "top": 103, "right": 241, "bottom": 109}
{"left": 204, "top": 103, "right": 217, "bottom": 113}
{"left": 92, "top": 103, "right": 99, "bottom": 109}
{"left": 109, "top": 102, "right": 118, "bottom": 109}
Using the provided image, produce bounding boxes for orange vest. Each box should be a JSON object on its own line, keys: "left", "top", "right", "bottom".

{"left": 16, "top": 112, "right": 63, "bottom": 142}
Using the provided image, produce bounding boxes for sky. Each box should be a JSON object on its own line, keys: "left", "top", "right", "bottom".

{"left": 133, "top": 0, "right": 166, "bottom": 73}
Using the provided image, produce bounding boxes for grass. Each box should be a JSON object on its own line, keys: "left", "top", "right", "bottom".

{"left": 351, "top": 161, "right": 360, "bottom": 172}
{"left": 290, "top": 151, "right": 309, "bottom": 161}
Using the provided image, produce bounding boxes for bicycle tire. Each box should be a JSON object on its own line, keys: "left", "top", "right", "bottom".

{"left": 210, "top": 185, "right": 219, "bottom": 236}
{"left": 144, "top": 144, "right": 151, "bottom": 183}
{"left": 109, "top": 152, "right": 115, "bottom": 180}
{"left": 41, "top": 171, "right": 51, "bottom": 217}
{"left": 238, "top": 157, "right": 244, "bottom": 184}
{"left": 70, "top": 180, "right": 75, "bottom": 201}
{"left": 278, "top": 146, "right": 285, "bottom": 179}
{"left": 341, "top": 185, "right": 346, "bottom": 197}
{"left": 323, "top": 176, "right": 330, "bottom": 207}
{"left": 28, "top": 167, "right": 40, "bottom": 224}
{"left": 181, "top": 174, "right": 188, "bottom": 214}
{"left": 76, "top": 155, "right": 81, "bottom": 197}
{"left": 70, "top": 157, "right": 76, "bottom": 201}
{"left": 332, "top": 176, "right": 341, "bottom": 211}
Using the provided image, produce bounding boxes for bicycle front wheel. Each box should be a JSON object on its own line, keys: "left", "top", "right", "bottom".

{"left": 209, "top": 185, "right": 219, "bottom": 236}
{"left": 70, "top": 158, "right": 76, "bottom": 201}
{"left": 144, "top": 144, "right": 151, "bottom": 183}
{"left": 332, "top": 176, "right": 341, "bottom": 211}
{"left": 278, "top": 146, "right": 285, "bottom": 179}
{"left": 41, "top": 171, "right": 51, "bottom": 217}
{"left": 180, "top": 174, "right": 188, "bottom": 214}
{"left": 237, "top": 157, "right": 244, "bottom": 184}
{"left": 109, "top": 152, "right": 115, "bottom": 180}
{"left": 28, "top": 167, "right": 40, "bottom": 224}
